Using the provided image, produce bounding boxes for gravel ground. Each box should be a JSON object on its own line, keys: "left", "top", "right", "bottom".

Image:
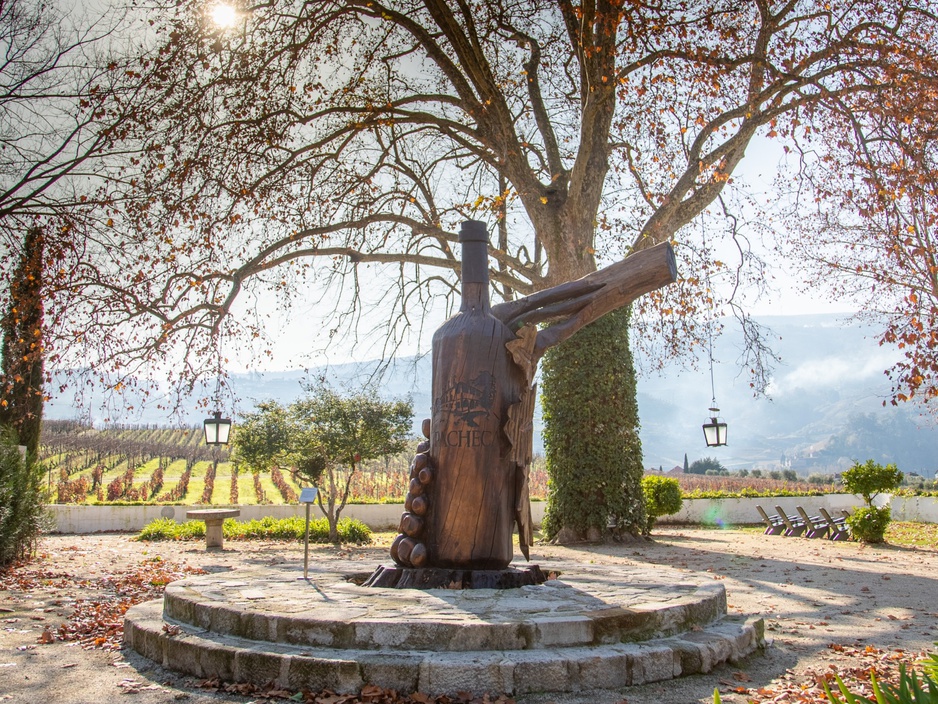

{"left": 1, "top": 527, "right": 936, "bottom": 704}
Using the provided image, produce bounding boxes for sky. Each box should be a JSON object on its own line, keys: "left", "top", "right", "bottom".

{"left": 214, "top": 131, "right": 864, "bottom": 376}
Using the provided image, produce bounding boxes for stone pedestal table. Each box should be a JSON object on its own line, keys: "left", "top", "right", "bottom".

{"left": 185, "top": 508, "right": 240, "bottom": 549}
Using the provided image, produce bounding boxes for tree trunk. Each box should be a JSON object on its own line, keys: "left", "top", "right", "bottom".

{"left": 315, "top": 464, "right": 348, "bottom": 546}
{"left": 532, "top": 212, "right": 648, "bottom": 544}
{"left": 541, "top": 306, "right": 645, "bottom": 542}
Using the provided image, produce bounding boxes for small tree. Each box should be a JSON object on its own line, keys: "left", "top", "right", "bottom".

{"left": 841, "top": 459, "right": 903, "bottom": 543}
{"left": 688, "top": 457, "right": 727, "bottom": 475}
{"left": 290, "top": 386, "right": 413, "bottom": 545}
{"left": 231, "top": 401, "right": 292, "bottom": 475}
{"left": 841, "top": 459, "right": 903, "bottom": 507}
{"left": 641, "top": 475, "right": 683, "bottom": 536}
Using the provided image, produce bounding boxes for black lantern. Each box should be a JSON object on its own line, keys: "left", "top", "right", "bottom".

{"left": 203, "top": 411, "right": 232, "bottom": 445}
{"left": 702, "top": 407, "right": 727, "bottom": 447}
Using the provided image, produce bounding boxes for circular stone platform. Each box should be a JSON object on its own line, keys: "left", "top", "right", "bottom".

{"left": 124, "top": 561, "right": 764, "bottom": 696}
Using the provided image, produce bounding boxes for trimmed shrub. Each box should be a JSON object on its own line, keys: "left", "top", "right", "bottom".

{"left": 138, "top": 517, "right": 205, "bottom": 541}
{"left": 0, "top": 429, "right": 49, "bottom": 565}
{"left": 137, "top": 515, "right": 372, "bottom": 544}
{"left": 641, "top": 475, "right": 683, "bottom": 535}
{"left": 846, "top": 506, "right": 892, "bottom": 544}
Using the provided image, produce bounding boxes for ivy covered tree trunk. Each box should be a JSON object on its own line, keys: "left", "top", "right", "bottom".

{"left": 542, "top": 307, "right": 645, "bottom": 542}
{"left": 0, "top": 228, "right": 46, "bottom": 458}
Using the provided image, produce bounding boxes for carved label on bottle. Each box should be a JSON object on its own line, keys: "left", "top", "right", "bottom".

{"left": 433, "top": 371, "right": 497, "bottom": 448}
{"left": 436, "top": 371, "right": 496, "bottom": 423}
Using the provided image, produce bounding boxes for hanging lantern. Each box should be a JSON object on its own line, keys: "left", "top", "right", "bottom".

{"left": 204, "top": 411, "right": 232, "bottom": 445}
{"left": 702, "top": 407, "right": 727, "bottom": 447}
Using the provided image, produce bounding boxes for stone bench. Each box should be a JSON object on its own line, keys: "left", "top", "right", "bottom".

{"left": 185, "top": 508, "right": 241, "bottom": 549}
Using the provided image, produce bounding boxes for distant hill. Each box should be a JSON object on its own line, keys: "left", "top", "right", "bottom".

{"left": 45, "top": 313, "right": 938, "bottom": 477}
{"left": 635, "top": 314, "right": 938, "bottom": 476}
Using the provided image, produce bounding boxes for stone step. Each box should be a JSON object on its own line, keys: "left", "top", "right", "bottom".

{"left": 125, "top": 599, "right": 764, "bottom": 696}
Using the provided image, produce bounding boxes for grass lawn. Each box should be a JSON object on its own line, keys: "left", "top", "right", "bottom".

{"left": 886, "top": 520, "right": 938, "bottom": 547}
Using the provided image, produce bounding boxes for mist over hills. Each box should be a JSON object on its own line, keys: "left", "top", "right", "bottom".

{"left": 636, "top": 314, "right": 938, "bottom": 476}
{"left": 45, "top": 313, "right": 938, "bottom": 477}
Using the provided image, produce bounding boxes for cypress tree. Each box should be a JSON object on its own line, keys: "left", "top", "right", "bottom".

{"left": 0, "top": 228, "right": 46, "bottom": 457}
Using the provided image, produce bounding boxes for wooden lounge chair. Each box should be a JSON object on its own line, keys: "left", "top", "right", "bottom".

{"left": 774, "top": 505, "right": 807, "bottom": 536}
{"left": 796, "top": 506, "right": 830, "bottom": 539}
{"left": 756, "top": 505, "right": 786, "bottom": 535}
{"left": 819, "top": 507, "right": 850, "bottom": 541}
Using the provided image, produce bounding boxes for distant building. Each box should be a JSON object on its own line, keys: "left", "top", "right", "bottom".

{"left": 646, "top": 465, "right": 685, "bottom": 476}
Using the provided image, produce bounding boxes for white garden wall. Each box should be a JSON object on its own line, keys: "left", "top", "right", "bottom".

{"left": 888, "top": 495, "right": 938, "bottom": 523}
{"left": 659, "top": 493, "right": 865, "bottom": 526}
{"left": 44, "top": 494, "right": 934, "bottom": 534}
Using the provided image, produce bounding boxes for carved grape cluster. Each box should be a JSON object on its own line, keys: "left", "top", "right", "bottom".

{"left": 390, "top": 418, "right": 433, "bottom": 568}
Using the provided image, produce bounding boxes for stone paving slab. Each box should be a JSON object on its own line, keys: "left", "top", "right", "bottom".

{"left": 160, "top": 562, "right": 728, "bottom": 651}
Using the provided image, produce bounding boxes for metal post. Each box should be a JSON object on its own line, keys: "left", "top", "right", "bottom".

{"left": 303, "top": 502, "right": 310, "bottom": 579}
{"left": 299, "top": 487, "right": 318, "bottom": 581}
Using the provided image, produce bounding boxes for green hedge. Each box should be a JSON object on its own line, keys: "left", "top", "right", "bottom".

{"left": 138, "top": 515, "right": 372, "bottom": 543}
{"left": 893, "top": 488, "right": 938, "bottom": 498}
{"left": 682, "top": 488, "right": 828, "bottom": 499}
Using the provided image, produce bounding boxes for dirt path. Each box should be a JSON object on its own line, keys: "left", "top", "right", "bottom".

{"left": 1, "top": 528, "right": 936, "bottom": 704}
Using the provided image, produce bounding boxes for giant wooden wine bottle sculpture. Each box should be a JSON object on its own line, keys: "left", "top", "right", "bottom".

{"left": 389, "top": 220, "right": 677, "bottom": 576}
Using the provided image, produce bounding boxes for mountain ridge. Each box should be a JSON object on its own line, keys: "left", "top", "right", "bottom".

{"left": 45, "top": 313, "right": 938, "bottom": 476}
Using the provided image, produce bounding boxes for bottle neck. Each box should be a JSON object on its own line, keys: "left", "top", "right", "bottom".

{"left": 460, "top": 282, "right": 490, "bottom": 312}
{"left": 459, "top": 238, "right": 490, "bottom": 313}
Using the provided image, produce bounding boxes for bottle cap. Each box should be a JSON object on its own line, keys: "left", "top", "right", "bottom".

{"left": 459, "top": 220, "right": 489, "bottom": 243}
